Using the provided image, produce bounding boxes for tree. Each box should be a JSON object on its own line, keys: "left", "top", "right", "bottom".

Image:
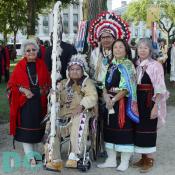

{"left": 0, "top": 0, "right": 27, "bottom": 46}
{"left": 7, "top": 0, "right": 27, "bottom": 48}
{"left": 123, "top": 0, "right": 175, "bottom": 43}
{"left": 0, "top": 0, "right": 80, "bottom": 42}
{"left": 82, "top": 0, "right": 107, "bottom": 20}
{"left": 0, "top": 0, "right": 13, "bottom": 43}
{"left": 26, "top": 0, "right": 79, "bottom": 36}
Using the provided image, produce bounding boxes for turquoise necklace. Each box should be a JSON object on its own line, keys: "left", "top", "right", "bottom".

{"left": 102, "top": 49, "right": 112, "bottom": 66}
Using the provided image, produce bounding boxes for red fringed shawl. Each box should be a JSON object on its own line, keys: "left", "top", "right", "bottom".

{"left": 7, "top": 57, "right": 51, "bottom": 136}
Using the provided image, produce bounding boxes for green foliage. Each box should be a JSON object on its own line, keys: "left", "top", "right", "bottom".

{"left": 0, "top": 0, "right": 79, "bottom": 38}
{"left": 123, "top": 0, "right": 175, "bottom": 23}
{"left": 123, "top": 0, "right": 152, "bottom": 22}
{"left": 123, "top": 0, "right": 175, "bottom": 42}
{"left": 0, "top": 0, "right": 27, "bottom": 43}
{"left": 160, "top": 0, "right": 175, "bottom": 22}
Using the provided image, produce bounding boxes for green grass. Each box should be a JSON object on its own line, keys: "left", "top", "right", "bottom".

{"left": 0, "top": 82, "right": 9, "bottom": 123}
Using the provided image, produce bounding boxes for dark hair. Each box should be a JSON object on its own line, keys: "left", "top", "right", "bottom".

{"left": 112, "top": 39, "right": 132, "bottom": 60}
{"left": 160, "top": 38, "right": 166, "bottom": 44}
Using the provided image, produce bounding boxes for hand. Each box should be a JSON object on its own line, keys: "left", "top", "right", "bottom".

{"left": 106, "top": 98, "right": 114, "bottom": 110}
{"left": 104, "top": 93, "right": 114, "bottom": 110}
{"left": 23, "top": 88, "right": 34, "bottom": 99}
{"left": 150, "top": 104, "right": 158, "bottom": 119}
{"left": 72, "top": 105, "right": 83, "bottom": 117}
{"left": 103, "top": 93, "right": 113, "bottom": 103}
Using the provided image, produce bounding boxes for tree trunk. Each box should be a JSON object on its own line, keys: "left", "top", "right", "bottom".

{"left": 13, "top": 30, "right": 17, "bottom": 51}
{"left": 83, "top": 0, "right": 107, "bottom": 21}
{"left": 82, "top": 0, "right": 89, "bottom": 20}
{"left": 26, "top": 0, "right": 37, "bottom": 37}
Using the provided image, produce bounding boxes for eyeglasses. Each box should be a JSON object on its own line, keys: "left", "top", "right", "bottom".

{"left": 101, "top": 36, "right": 114, "bottom": 40}
{"left": 26, "top": 48, "right": 37, "bottom": 53}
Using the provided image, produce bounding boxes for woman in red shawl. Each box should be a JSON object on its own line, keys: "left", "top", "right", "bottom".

{"left": 7, "top": 39, "right": 51, "bottom": 165}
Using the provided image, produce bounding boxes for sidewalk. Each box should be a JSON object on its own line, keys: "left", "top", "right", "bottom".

{"left": 0, "top": 106, "right": 174, "bottom": 175}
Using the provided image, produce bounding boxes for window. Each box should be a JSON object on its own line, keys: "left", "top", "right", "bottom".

{"left": 73, "top": 4, "right": 78, "bottom": 9}
{"left": 63, "top": 13, "right": 69, "bottom": 34}
{"left": 73, "top": 14, "right": 78, "bottom": 34}
{"left": 43, "top": 16, "right": 49, "bottom": 35}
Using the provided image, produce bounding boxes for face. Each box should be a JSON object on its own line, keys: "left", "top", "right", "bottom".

{"left": 100, "top": 33, "right": 115, "bottom": 49}
{"left": 69, "top": 64, "right": 83, "bottom": 81}
{"left": 24, "top": 44, "right": 37, "bottom": 62}
{"left": 137, "top": 43, "right": 150, "bottom": 60}
{"left": 113, "top": 41, "right": 126, "bottom": 59}
{"left": 160, "top": 41, "right": 165, "bottom": 47}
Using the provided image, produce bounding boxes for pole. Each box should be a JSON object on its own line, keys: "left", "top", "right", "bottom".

{"left": 47, "top": 0, "right": 62, "bottom": 163}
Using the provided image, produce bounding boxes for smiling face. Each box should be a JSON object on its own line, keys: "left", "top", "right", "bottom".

{"left": 100, "top": 33, "right": 115, "bottom": 50}
{"left": 68, "top": 64, "right": 83, "bottom": 81}
{"left": 137, "top": 42, "right": 150, "bottom": 61}
{"left": 24, "top": 44, "right": 38, "bottom": 62}
{"left": 113, "top": 41, "right": 126, "bottom": 60}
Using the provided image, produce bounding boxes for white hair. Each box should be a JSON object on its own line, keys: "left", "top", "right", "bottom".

{"left": 21, "top": 39, "right": 39, "bottom": 55}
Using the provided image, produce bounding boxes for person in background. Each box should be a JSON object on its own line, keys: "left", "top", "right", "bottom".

{"left": 159, "top": 39, "right": 168, "bottom": 73}
{"left": 0, "top": 42, "right": 10, "bottom": 83}
{"left": 0, "top": 45, "right": 4, "bottom": 83}
{"left": 130, "top": 39, "right": 137, "bottom": 60}
{"left": 133, "top": 38, "right": 169, "bottom": 173}
{"left": 44, "top": 40, "right": 50, "bottom": 48}
{"left": 170, "top": 38, "right": 175, "bottom": 87}
{"left": 166, "top": 43, "right": 172, "bottom": 75}
{"left": 9, "top": 45, "right": 17, "bottom": 62}
{"left": 44, "top": 32, "right": 77, "bottom": 79}
{"left": 7, "top": 39, "right": 51, "bottom": 166}
{"left": 36, "top": 37, "right": 46, "bottom": 60}
{"left": 97, "top": 39, "right": 139, "bottom": 172}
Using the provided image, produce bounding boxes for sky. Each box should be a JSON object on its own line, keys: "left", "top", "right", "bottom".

{"left": 112, "top": 0, "right": 132, "bottom": 9}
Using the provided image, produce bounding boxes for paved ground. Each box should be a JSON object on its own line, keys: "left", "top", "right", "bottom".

{"left": 0, "top": 106, "right": 175, "bottom": 175}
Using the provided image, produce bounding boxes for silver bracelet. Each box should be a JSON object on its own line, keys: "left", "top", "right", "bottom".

{"left": 19, "top": 87, "right": 24, "bottom": 93}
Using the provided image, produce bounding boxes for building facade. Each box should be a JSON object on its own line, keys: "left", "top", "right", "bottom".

{"left": 36, "top": 1, "right": 83, "bottom": 44}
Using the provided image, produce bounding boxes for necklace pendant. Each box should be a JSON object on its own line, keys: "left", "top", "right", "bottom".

{"left": 103, "top": 57, "right": 108, "bottom": 66}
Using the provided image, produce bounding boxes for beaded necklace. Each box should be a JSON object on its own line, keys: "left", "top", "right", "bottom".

{"left": 102, "top": 48, "right": 112, "bottom": 66}
{"left": 26, "top": 66, "right": 38, "bottom": 86}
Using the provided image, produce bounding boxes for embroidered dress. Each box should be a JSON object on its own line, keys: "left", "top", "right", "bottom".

{"left": 135, "top": 72, "right": 157, "bottom": 153}
{"left": 8, "top": 58, "right": 51, "bottom": 137}
{"left": 15, "top": 62, "right": 44, "bottom": 143}
{"left": 135, "top": 58, "right": 169, "bottom": 153}
{"left": 103, "top": 58, "right": 139, "bottom": 152}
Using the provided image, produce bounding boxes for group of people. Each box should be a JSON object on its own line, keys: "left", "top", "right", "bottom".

{"left": 7, "top": 11, "right": 168, "bottom": 173}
